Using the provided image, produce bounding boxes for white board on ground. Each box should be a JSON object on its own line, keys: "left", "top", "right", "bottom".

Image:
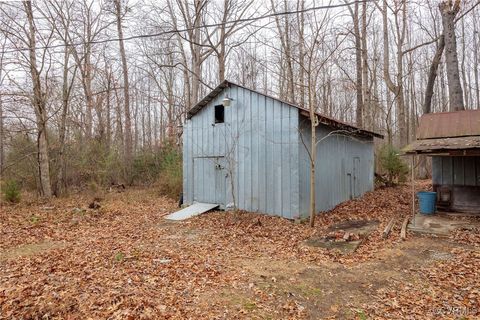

{"left": 165, "top": 202, "right": 219, "bottom": 221}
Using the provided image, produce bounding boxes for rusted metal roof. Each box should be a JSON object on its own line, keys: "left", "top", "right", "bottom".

{"left": 403, "top": 136, "right": 480, "bottom": 154}
{"left": 417, "top": 109, "right": 480, "bottom": 139}
{"left": 187, "top": 80, "right": 383, "bottom": 139}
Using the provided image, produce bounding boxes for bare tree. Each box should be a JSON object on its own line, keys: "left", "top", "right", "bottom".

{"left": 114, "top": 0, "right": 133, "bottom": 176}
{"left": 380, "top": 0, "right": 407, "bottom": 146}
{"left": 38, "top": 0, "right": 78, "bottom": 195}
{"left": 1, "top": 0, "right": 480, "bottom": 196}
{"left": 439, "top": 0, "right": 464, "bottom": 111}
{"left": 24, "top": 1, "right": 52, "bottom": 196}
{"left": 204, "top": 0, "right": 255, "bottom": 82}
{"left": 271, "top": 0, "right": 296, "bottom": 103}
{"left": 423, "top": 36, "right": 445, "bottom": 114}
{"left": 0, "top": 35, "right": 6, "bottom": 173}
{"left": 360, "top": 0, "right": 370, "bottom": 129}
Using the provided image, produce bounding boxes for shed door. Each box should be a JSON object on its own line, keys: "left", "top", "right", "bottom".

{"left": 353, "top": 157, "right": 361, "bottom": 198}
{"left": 193, "top": 157, "right": 226, "bottom": 205}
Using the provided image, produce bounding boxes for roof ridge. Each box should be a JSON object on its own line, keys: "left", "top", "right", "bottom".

{"left": 188, "top": 80, "right": 383, "bottom": 139}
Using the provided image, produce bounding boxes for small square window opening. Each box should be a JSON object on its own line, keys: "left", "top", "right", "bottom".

{"left": 215, "top": 105, "right": 224, "bottom": 124}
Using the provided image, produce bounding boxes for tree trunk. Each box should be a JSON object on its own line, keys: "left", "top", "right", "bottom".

{"left": 473, "top": 12, "right": 480, "bottom": 108}
{"left": 396, "top": 38, "right": 407, "bottom": 145}
{"left": 283, "top": 0, "right": 295, "bottom": 103}
{"left": 24, "top": 1, "right": 52, "bottom": 197}
{"left": 217, "top": 1, "right": 227, "bottom": 82}
{"left": 0, "top": 37, "right": 4, "bottom": 173}
{"left": 361, "top": 0, "right": 370, "bottom": 129}
{"left": 84, "top": 53, "right": 94, "bottom": 140}
{"left": 381, "top": 0, "right": 407, "bottom": 146}
{"left": 0, "top": 90, "right": 3, "bottom": 173}
{"left": 423, "top": 36, "right": 445, "bottom": 114}
{"left": 272, "top": 0, "right": 295, "bottom": 103}
{"left": 105, "top": 67, "right": 112, "bottom": 147}
{"left": 309, "top": 84, "right": 317, "bottom": 228}
{"left": 439, "top": 0, "right": 464, "bottom": 111}
{"left": 353, "top": 1, "right": 363, "bottom": 128}
{"left": 297, "top": 1, "right": 305, "bottom": 108}
{"left": 190, "top": 0, "right": 203, "bottom": 105}
{"left": 55, "top": 34, "right": 72, "bottom": 196}
{"left": 114, "top": 0, "right": 133, "bottom": 179}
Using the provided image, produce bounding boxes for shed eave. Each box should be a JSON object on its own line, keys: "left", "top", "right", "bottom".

{"left": 298, "top": 110, "right": 383, "bottom": 139}
{"left": 187, "top": 79, "right": 383, "bottom": 139}
{"left": 403, "top": 135, "right": 480, "bottom": 155}
{"left": 187, "top": 80, "right": 230, "bottom": 119}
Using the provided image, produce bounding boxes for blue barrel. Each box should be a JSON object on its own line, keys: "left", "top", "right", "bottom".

{"left": 417, "top": 191, "right": 437, "bottom": 214}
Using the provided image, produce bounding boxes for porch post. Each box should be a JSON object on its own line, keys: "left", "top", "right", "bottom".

{"left": 411, "top": 155, "right": 415, "bottom": 226}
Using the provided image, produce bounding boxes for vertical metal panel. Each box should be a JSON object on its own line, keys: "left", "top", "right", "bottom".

{"left": 265, "top": 96, "right": 275, "bottom": 215}
{"left": 258, "top": 94, "right": 267, "bottom": 213}
{"left": 454, "top": 157, "right": 464, "bottom": 185}
{"left": 433, "top": 156, "right": 480, "bottom": 187}
{"left": 477, "top": 158, "right": 480, "bottom": 186}
{"left": 273, "top": 99, "right": 282, "bottom": 216}
{"left": 432, "top": 156, "right": 480, "bottom": 212}
{"left": 298, "top": 116, "right": 374, "bottom": 217}
{"left": 183, "top": 84, "right": 300, "bottom": 219}
{"left": 298, "top": 119, "right": 311, "bottom": 217}
{"left": 464, "top": 157, "right": 476, "bottom": 186}
{"left": 237, "top": 86, "right": 246, "bottom": 209}
{"left": 442, "top": 157, "right": 453, "bottom": 185}
{"left": 182, "top": 120, "right": 190, "bottom": 203}
{"left": 289, "top": 105, "right": 300, "bottom": 215}
{"left": 432, "top": 157, "right": 442, "bottom": 184}
{"left": 251, "top": 91, "right": 260, "bottom": 211}
{"left": 244, "top": 88, "right": 252, "bottom": 211}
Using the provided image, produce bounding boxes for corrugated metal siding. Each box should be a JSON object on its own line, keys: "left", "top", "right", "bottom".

{"left": 432, "top": 156, "right": 480, "bottom": 186}
{"left": 298, "top": 117, "right": 374, "bottom": 217}
{"left": 432, "top": 156, "right": 480, "bottom": 213}
{"left": 183, "top": 84, "right": 300, "bottom": 219}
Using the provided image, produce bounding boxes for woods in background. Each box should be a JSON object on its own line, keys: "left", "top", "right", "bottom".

{"left": 0, "top": 0, "right": 478, "bottom": 197}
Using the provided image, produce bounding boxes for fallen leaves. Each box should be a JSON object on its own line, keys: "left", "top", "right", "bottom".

{"left": 364, "top": 249, "right": 480, "bottom": 319}
{"left": 0, "top": 189, "right": 235, "bottom": 319}
{"left": 0, "top": 183, "right": 479, "bottom": 319}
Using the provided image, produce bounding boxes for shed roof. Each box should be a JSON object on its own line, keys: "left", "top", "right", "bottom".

{"left": 416, "top": 109, "right": 480, "bottom": 139}
{"left": 403, "top": 136, "right": 480, "bottom": 154}
{"left": 187, "top": 80, "right": 383, "bottom": 139}
{"left": 404, "top": 109, "right": 480, "bottom": 155}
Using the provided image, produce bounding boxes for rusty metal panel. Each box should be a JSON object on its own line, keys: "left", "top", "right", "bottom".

{"left": 403, "top": 136, "right": 480, "bottom": 153}
{"left": 417, "top": 109, "right": 480, "bottom": 139}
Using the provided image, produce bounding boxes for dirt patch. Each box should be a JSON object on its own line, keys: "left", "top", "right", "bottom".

{"left": 304, "top": 220, "right": 379, "bottom": 254}
{"left": 234, "top": 237, "right": 464, "bottom": 319}
{"left": 326, "top": 220, "right": 380, "bottom": 234}
{"left": 0, "top": 241, "right": 67, "bottom": 261}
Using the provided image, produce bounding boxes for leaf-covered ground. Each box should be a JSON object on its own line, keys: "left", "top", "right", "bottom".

{"left": 0, "top": 184, "right": 479, "bottom": 319}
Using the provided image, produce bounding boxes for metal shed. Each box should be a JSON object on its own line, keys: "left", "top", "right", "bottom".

{"left": 404, "top": 109, "right": 480, "bottom": 214}
{"left": 183, "top": 80, "right": 382, "bottom": 219}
